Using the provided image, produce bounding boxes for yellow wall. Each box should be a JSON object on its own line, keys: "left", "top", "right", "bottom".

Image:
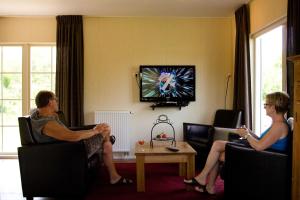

{"left": 0, "top": 17, "right": 56, "bottom": 43}
{"left": 84, "top": 17, "right": 234, "bottom": 154}
{"left": 249, "top": 0, "right": 287, "bottom": 34}
{"left": 0, "top": 16, "right": 234, "bottom": 156}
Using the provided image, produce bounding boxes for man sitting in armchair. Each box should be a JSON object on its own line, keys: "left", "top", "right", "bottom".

{"left": 30, "top": 90, "right": 132, "bottom": 185}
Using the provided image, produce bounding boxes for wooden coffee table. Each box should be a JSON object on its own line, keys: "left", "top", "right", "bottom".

{"left": 135, "top": 141, "right": 196, "bottom": 192}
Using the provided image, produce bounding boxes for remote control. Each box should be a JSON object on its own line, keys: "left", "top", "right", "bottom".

{"left": 166, "top": 146, "right": 179, "bottom": 152}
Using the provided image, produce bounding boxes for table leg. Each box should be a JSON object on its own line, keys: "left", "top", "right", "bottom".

{"left": 136, "top": 155, "right": 145, "bottom": 192}
{"left": 186, "top": 155, "right": 195, "bottom": 179}
{"left": 179, "top": 163, "right": 186, "bottom": 176}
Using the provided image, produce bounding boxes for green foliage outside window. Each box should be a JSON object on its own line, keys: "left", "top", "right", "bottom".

{"left": 262, "top": 57, "right": 282, "bottom": 101}
{"left": 2, "top": 76, "right": 10, "bottom": 88}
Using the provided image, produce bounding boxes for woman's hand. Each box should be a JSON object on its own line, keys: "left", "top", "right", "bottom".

{"left": 237, "top": 125, "right": 249, "bottom": 138}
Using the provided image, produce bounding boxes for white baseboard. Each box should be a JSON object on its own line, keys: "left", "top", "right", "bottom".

{"left": 113, "top": 152, "right": 135, "bottom": 160}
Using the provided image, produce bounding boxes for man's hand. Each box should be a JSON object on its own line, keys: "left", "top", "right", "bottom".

{"left": 94, "top": 123, "right": 111, "bottom": 139}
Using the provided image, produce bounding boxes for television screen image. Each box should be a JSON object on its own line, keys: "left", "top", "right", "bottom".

{"left": 140, "top": 65, "right": 195, "bottom": 102}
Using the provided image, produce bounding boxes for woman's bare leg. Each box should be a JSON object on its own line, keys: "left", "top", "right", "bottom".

{"left": 204, "top": 151, "right": 225, "bottom": 194}
{"left": 194, "top": 140, "right": 227, "bottom": 185}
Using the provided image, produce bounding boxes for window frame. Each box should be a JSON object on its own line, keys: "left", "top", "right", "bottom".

{"left": 250, "top": 17, "right": 287, "bottom": 135}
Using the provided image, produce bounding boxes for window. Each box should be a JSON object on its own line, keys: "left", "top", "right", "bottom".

{"left": 30, "top": 46, "right": 56, "bottom": 109}
{"left": 0, "top": 46, "right": 23, "bottom": 153}
{"left": 253, "top": 24, "right": 286, "bottom": 136}
{"left": 0, "top": 44, "right": 56, "bottom": 154}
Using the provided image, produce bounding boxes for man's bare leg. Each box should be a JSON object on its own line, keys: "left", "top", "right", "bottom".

{"left": 102, "top": 140, "right": 121, "bottom": 183}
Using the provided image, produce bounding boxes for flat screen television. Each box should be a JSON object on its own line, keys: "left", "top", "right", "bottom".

{"left": 140, "top": 65, "right": 196, "bottom": 103}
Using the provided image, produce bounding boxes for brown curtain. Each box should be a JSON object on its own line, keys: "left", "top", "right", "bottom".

{"left": 287, "top": 0, "right": 300, "bottom": 117}
{"left": 56, "top": 15, "right": 84, "bottom": 127}
{"left": 233, "top": 5, "right": 252, "bottom": 129}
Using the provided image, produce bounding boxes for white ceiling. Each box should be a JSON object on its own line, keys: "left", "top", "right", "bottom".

{"left": 0, "top": 0, "right": 250, "bottom": 17}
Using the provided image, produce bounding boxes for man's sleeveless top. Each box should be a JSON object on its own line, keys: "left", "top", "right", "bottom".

{"left": 30, "top": 109, "right": 104, "bottom": 159}
{"left": 30, "top": 109, "right": 64, "bottom": 143}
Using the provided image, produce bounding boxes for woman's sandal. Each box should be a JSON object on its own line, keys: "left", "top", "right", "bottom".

{"left": 111, "top": 177, "right": 133, "bottom": 185}
{"left": 183, "top": 178, "right": 202, "bottom": 186}
{"left": 195, "top": 185, "right": 216, "bottom": 195}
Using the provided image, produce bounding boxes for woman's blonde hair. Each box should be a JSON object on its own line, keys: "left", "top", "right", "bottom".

{"left": 266, "top": 91, "right": 290, "bottom": 114}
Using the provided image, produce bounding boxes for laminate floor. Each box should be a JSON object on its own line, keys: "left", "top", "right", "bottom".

{"left": 0, "top": 159, "right": 57, "bottom": 200}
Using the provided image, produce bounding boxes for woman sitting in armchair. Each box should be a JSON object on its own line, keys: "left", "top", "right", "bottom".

{"left": 184, "top": 91, "right": 290, "bottom": 194}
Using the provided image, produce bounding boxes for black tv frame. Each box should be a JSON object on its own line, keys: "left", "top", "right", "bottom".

{"left": 139, "top": 65, "right": 196, "bottom": 107}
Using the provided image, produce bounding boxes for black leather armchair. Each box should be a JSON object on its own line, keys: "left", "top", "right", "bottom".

{"left": 223, "top": 142, "right": 292, "bottom": 200}
{"left": 183, "top": 123, "right": 213, "bottom": 169}
{"left": 183, "top": 109, "right": 242, "bottom": 169}
{"left": 17, "top": 116, "right": 104, "bottom": 200}
{"left": 223, "top": 116, "right": 293, "bottom": 200}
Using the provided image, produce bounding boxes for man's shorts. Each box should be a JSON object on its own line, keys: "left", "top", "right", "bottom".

{"left": 83, "top": 134, "right": 104, "bottom": 159}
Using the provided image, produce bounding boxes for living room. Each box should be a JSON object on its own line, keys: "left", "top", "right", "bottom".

{"left": 0, "top": 0, "right": 289, "bottom": 155}
{"left": 0, "top": 0, "right": 299, "bottom": 199}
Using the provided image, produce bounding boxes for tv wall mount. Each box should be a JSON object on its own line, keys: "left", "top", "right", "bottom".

{"left": 150, "top": 101, "right": 189, "bottom": 110}
{"left": 150, "top": 114, "right": 176, "bottom": 148}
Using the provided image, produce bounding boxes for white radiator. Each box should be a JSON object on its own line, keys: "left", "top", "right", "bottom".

{"left": 94, "top": 111, "right": 130, "bottom": 152}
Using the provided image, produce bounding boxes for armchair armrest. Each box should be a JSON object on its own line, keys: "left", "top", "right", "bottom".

{"left": 224, "top": 143, "right": 290, "bottom": 200}
{"left": 183, "top": 123, "right": 214, "bottom": 144}
{"left": 69, "top": 125, "right": 116, "bottom": 144}
{"left": 69, "top": 124, "right": 95, "bottom": 131}
{"left": 18, "top": 141, "right": 88, "bottom": 197}
{"left": 225, "top": 143, "right": 289, "bottom": 174}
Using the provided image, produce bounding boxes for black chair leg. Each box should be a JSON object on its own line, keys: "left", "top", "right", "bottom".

{"left": 26, "top": 197, "right": 33, "bottom": 200}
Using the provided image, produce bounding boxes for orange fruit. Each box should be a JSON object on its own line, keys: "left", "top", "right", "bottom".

{"left": 138, "top": 140, "right": 145, "bottom": 145}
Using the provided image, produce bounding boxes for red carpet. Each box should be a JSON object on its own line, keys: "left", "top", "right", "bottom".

{"left": 86, "top": 163, "right": 224, "bottom": 200}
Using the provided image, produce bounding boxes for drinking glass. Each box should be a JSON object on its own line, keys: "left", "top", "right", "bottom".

{"left": 137, "top": 139, "right": 145, "bottom": 151}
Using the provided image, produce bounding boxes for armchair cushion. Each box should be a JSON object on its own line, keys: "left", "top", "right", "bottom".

{"left": 213, "top": 109, "right": 242, "bottom": 128}
{"left": 18, "top": 116, "right": 36, "bottom": 145}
